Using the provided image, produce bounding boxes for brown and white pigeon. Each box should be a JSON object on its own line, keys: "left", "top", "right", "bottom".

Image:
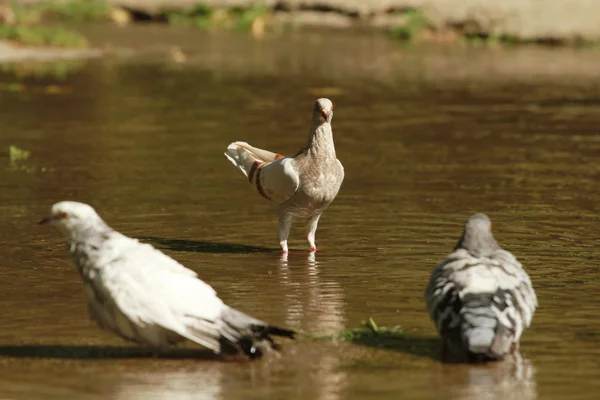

{"left": 224, "top": 98, "right": 344, "bottom": 253}
{"left": 425, "top": 214, "right": 537, "bottom": 362}
{"left": 40, "top": 201, "right": 295, "bottom": 359}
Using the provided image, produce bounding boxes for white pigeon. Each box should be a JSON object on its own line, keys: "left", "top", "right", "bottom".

{"left": 224, "top": 98, "right": 344, "bottom": 253}
{"left": 40, "top": 201, "right": 294, "bottom": 358}
{"left": 425, "top": 214, "right": 537, "bottom": 362}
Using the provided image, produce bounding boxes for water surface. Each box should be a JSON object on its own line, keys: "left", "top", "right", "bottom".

{"left": 0, "top": 26, "right": 599, "bottom": 399}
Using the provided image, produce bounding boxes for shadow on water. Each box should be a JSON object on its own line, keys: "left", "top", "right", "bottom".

{"left": 348, "top": 334, "right": 442, "bottom": 361}
{"left": 139, "top": 237, "right": 278, "bottom": 254}
{"left": 0, "top": 345, "right": 218, "bottom": 360}
{"left": 338, "top": 321, "right": 442, "bottom": 361}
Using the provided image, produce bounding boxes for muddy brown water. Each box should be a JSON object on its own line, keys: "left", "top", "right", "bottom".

{"left": 1, "top": 26, "right": 600, "bottom": 399}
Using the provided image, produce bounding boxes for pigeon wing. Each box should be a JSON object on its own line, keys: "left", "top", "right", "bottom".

{"left": 255, "top": 157, "right": 300, "bottom": 203}
{"left": 92, "top": 237, "right": 225, "bottom": 351}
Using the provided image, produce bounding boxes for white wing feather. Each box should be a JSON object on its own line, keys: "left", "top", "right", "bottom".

{"left": 258, "top": 157, "right": 300, "bottom": 203}
{"left": 92, "top": 235, "right": 225, "bottom": 350}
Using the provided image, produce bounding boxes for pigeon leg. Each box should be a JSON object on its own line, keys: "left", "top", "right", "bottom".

{"left": 305, "top": 214, "right": 321, "bottom": 252}
{"left": 278, "top": 214, "right": 292, "bottom": 253}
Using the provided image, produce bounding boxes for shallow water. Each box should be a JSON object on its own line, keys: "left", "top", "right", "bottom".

{"left": 1, "top": 26, "right": 600, "bottom": 399}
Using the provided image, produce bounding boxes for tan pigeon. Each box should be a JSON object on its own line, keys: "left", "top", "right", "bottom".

{"left": 40, "top": 201, "right": 295, "bottom": 359}
{"left": 224, "top": 98, "right": 344, "bottom": 253}
{"left": 425, "top": 214, "right": 537, "bottom": 362}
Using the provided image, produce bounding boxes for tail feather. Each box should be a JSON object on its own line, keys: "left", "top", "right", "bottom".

{"left": 461, "top": 293, "right": 513, "bottom": 361}
{"left": 219, "top": 306, "right": 295, "bottom": 359}
{"left": 179, "top": 317, "right": 222, "bottom": 354}
{"left": 464, "top": 327, "right": 495, "bottom": 355}
{"left": 224, "top": 141, "right": 284, "bottom": 178}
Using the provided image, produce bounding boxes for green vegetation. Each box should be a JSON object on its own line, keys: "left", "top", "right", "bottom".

{"left": 9, "top": 145, "right": 30, "bottom": 163}
{"left": 0, "top": 0, "right": 111, "bottom": 48}
{"left": 0, "top": 24, "right": 87, "bottom": 47}
{"left": 42, "top": 0, "right": 109, "bottom": 22}
{"left": 231, "top": 4, "right": 269, "bottom": 31}
{"left": 387, "top": 8, "right": 593, "bottom": 47}
{"left": 167, "top": 3, "right": 213, "bottom": 29}
{"left": 2, "top": 2, "right": 584, "bottom": 49}
{"left": 300, "top": 318, "right": 408, "bottom": 342}
{"left": 337, "top": 318, "right": 440, "bottom": 359}
{"left": 461, "top": 32, "right": 528, "bottom": 46}
{"left": 166, "top": 3, "right": 270, "bottom": 32}
{"left": 8, "top": 145, "right": 33, "bottom": 172}
{"left": 300, "top": 318, "right": 439, "bottom": 359}
{"left": 388, "top": 10, "right": 433, "bottom": 41}
{"left": 340, "top": 318, "right": 406, "bottom": 341}
{"left": 11, "top": 0, "right": 110, "bottom": 24}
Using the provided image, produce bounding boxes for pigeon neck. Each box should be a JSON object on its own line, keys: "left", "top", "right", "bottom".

{"left": 454, "top": 230, "right": 500, "bottom": 257}
{"left": 67, "top": 220, "right": 112, "bottom": 257}
{"left": 300, "top": 122, "right": 336, "bottom": 159}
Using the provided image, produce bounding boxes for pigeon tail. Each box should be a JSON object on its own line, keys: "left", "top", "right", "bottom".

{"left": 461, "top": 293, "right": 512, "bottom": 361}
{"left": 225, "top": 142, "right": 284, "bottom": 178}
{"left": 218, "top": 306, "right": 295, "bottom": 359}
{"left": 464, "top": 327, "right": 496, "bottom": 360}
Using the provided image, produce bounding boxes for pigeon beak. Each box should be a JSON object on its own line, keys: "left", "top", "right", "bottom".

{"left": 321, "top": 110, "right": 329, "bottom": 120}
{"left": 38, "top": 215, "right": 60, "bottom": 225}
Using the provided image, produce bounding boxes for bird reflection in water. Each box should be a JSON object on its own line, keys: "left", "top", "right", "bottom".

{"left": 443, "top": 353, "right": 537, "bottom": 400}
{"left": 278, "top": 251, "right": 348, "bottom": 400}
{"left": 278, "top": 251, "right": 345, "bottom": 333}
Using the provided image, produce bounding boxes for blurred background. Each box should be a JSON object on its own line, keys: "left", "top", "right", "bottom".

{"left": 1, "top": 1, "right": 600, "bottom": 399}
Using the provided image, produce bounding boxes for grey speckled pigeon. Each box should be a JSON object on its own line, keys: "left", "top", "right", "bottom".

{"left": 224, "top": 98, "right": 344, "bottom": 253}
{"left": 40, "top": 201, "right": 294, "bottom": 359}
{"left": 425, "top": 214, "right": 537, "bottom": 362}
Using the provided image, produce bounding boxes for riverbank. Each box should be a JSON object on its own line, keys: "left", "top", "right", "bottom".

{"left": 9, "top": 0, "right": 600, "bottom": 43}
{"left": 90, "top": 0, "right": 600, "bottom": 43}
{"left": 1, "top": 0, "right": 598, "bottom": 64}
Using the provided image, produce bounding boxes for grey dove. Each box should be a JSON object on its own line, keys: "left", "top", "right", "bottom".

{"left": 425, "top": 214, "right": 537, "bottom": 362}
{"left": 40, "top": 201, "right": 294, "bottom": 359}
{"left": 224, "top": 98, "right": 344, "bottom": 253}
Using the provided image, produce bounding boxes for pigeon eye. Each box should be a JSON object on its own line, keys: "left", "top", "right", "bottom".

{"left": 59, "top": 212, "right": 68, "bottom": 219}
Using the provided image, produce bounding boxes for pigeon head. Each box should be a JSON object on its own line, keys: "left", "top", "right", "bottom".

{"left": 454, "top": 213, "right": 500, "bottom": 257}
{"left": 39, "top": 201, "right": 105, "bottom": 236}
{"left": 314, "top": 98, "right": 333, "bottom": 124}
